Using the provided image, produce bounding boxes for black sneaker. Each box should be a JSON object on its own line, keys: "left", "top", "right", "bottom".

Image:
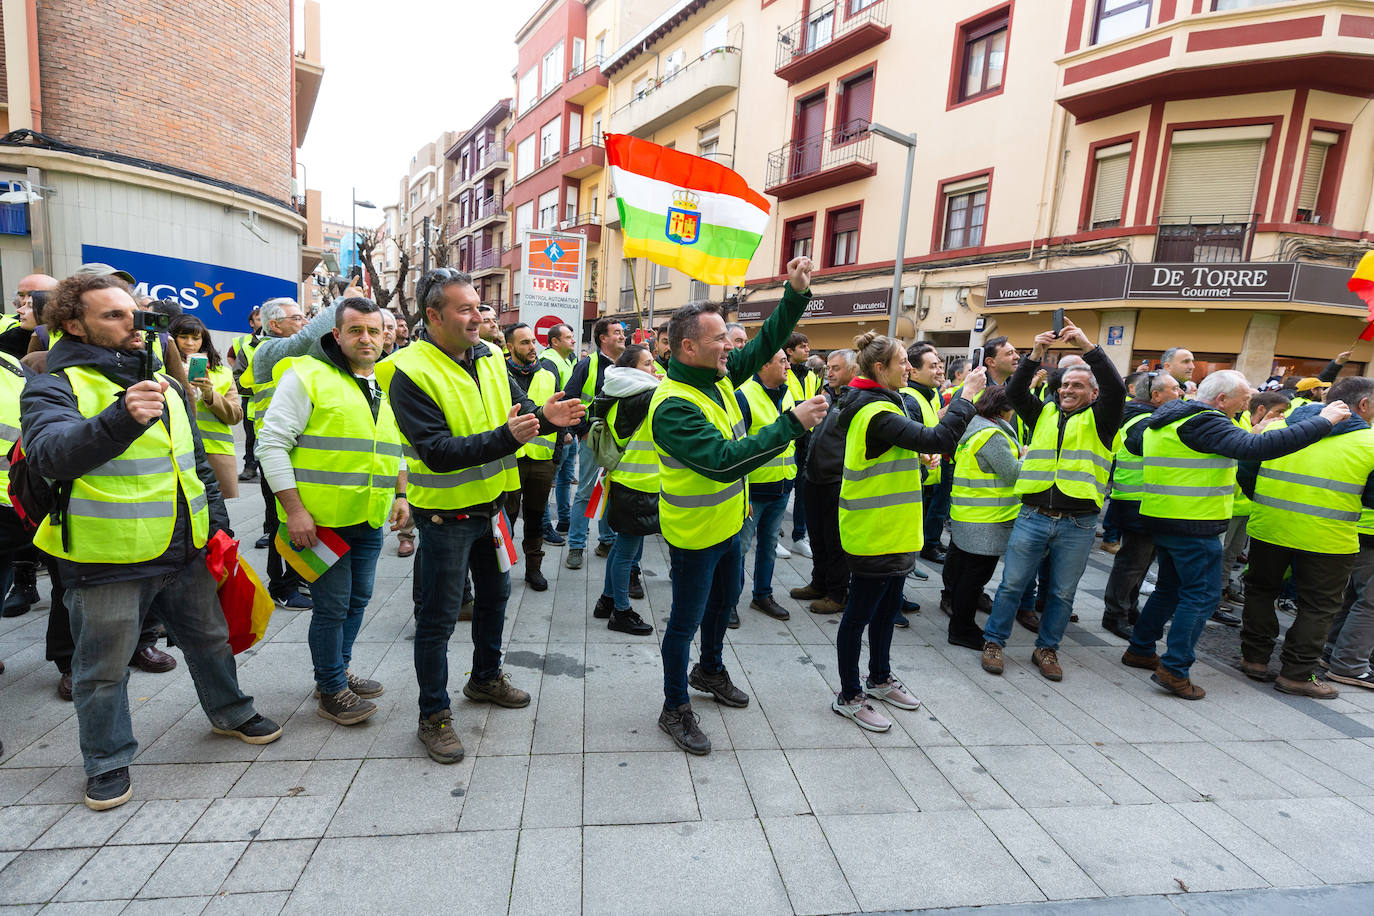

{"left": 555, "top": 520, "right": 570, "bottom": 534}
{"left": 254, "top": 534, "right": 271, "bottom": 550}
{"left": 212, "top": 713, "right": 283, "bottom": 745}
{"left": 893, "top": 613, "right": 910, "bottom": 629}
{"left": 688, "top": 663, "right": 749, "bottom": 707}
{"left": 919, "top": 546, "right": 946, "bottom": 565}
{"left": 84, "top": 767, "right": 132, "bottom": 811}
{"left": 658, "top": 703, "right": 711, "bottom": 755}
{"left": 727, "top": 607, "right": 740, "bottom": 629}
{"left": 276, "top": 591, "right": 312, "bottom": 610}
{"left": 1210, "top": 609, "right": 1241, "bottom": 627}
{"left": 902, "top": 597, "right": 920, "bottom": 615}
{"left": 565, "top": 548, "right": 584, "bottom": 570}
{"left": 542, "top": 528, "right": 566, "bottom": 546}
{"left": 628, "top": 569, "right": 645, "bottom": 599}
{"left": 940, "top": 594, "right": 953, "bottom": 617}
{"left": 608, "top": 608, "right": 653, "bottom": 635}
{"left": 593, "top": 594, "right": 614, "bottom": 619}
{"left": 750, "top": 596, "right": 790, "bottom": 620}
{"left": 978, "top": 592, "right": 994, "bottom": 613}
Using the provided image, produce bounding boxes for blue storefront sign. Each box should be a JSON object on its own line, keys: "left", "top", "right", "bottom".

{"left": 81, "top": 245, "right": 297, "bottom": 334}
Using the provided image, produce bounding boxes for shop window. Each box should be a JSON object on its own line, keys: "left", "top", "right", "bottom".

{"left": 826, "top": 206, "right": 861, "bottom": 267}
{"left": 1093, "top": 0, "right": 1151, "bottom": 46}
{"left": 1089, "top": 142, "right": 1131, "bottom": 229}
{"left": 956, "top": 9, "right": 1008, "bottom": 103}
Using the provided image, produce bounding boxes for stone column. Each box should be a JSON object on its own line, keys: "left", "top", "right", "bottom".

{"left": 1235, "top": 312, "right": 1281, "bottom": 384}
{"left": 1098, "top": 309, "right": 1138, "bottom": 375}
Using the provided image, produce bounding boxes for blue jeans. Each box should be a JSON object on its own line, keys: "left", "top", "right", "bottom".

{"left": 1129, "top": 532, "right": 1223, "bottom": 678}
{"left": 662, "top": 535, "right": 743, "bottom": 708}
{"left": 543, "top": 441, "right": 577, "bottom": 531}
{"left": 1102, "top": 498, "right": 1121, "bottom": 544}
{"left": 837, "top": 573, "right": 903, "bottom": 700}
{"left": 414, "top": 515, "right": 509, "bottom": 717}
{"left": 67, "top": 561, "right": 257, "bottom": 777}
{"left": 740, "top": 493, "right": 788, "bottom": 599}
{"left": 569, "top": 438, "right": 614, "bottom": 550}
{"left": 984, "top": 506, "right": 1098, "bottom": 650}
{"left": 307, "top": 523, "right": 383, "bottom": 695}
{"left": 601, "top": 533, "right": 644, "bottom": 611}
{"left": 923, "top": 462, "right": 954, "bottom": 546}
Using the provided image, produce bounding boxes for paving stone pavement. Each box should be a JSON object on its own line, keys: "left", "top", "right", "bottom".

{"left": 4, "top": 492, "right": 1374, "bottom": 913}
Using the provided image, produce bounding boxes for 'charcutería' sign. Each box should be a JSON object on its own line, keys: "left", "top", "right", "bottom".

{"left": 739, "top": 287, "right": 890, "bottom": 322}
{"left": 81, "top": 245, "right": 297, "bottom": 334}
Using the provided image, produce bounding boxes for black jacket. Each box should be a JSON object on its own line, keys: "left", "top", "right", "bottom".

{"left": 1127, "top": 397, "right": 1333, "bottom": 537}
{"left": 1009, "top": 346, "right": 1126, "bottom": 515}
{"left": 833, "top": 383, "right": 974, "bottom": 577}
{"left": 1110, "top": 399, "right": 1158, "bottom": 533}
{"left": 564, "top": 350, "right": 614, "bottom": 436}
{"left": 592, "top": 387, "right": 658, "bottom": 536}
{"left": 508, "top": 355, "right": 564, "bottom": 463}
{"left": 20, "top": 336, "right": 230, "bottom": 587}
{"left": 806, "top": 384, "right": 848, "bottom": 486}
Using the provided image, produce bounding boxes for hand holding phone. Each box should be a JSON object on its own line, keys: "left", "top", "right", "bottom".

{"left": 1052, "top": 308, "right": 1065, "bottom": 337}
{"left": 187, "top": 353, "right": 208, "bottom": 380}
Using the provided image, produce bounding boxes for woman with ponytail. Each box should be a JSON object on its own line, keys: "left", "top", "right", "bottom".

{"left": 831, "top": 331, "right": 985, "bottom": 731}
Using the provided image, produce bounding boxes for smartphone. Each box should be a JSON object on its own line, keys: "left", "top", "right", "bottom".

{"left": 970, "top": 346, "right": 984, "bottom": 370}
{"left": 1052, "top": 308, "right": 1065, "bottom": 336}
{"left": 187, "top": 353, "right": 208, "bottom": 380}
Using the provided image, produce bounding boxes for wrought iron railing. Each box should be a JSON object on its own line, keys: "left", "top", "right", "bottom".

{"left": 473, "top": 247, "right": 503, "bottom": 271}
{"left": 1154, "top": 214, "right": 1258, "bottom": 263}
{"left": 566, "top": 135, "right": 605, "bottom": 154}
{"left": 775, "top": 0, "right": 888, "bottom": 71}
{"left": 609, "top": 46, "right": 742, "bottom": 123}
{"left": 568, "top": 55, "right": 605, "bottom": 79}
{"left": 765, "top": 119, "right": 874, "bottom": 189}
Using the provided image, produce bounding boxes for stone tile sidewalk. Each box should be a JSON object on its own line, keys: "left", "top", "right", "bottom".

{"left": 4, "top": 493, "right": 1374, "bottom": 914}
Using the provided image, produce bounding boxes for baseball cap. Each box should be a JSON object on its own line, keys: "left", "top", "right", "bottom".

{"left": 74, "top": 262, "right": 136, "bottom": 283}
{"left": 1295, "top": 377, "right": 1329, "bottom": 393}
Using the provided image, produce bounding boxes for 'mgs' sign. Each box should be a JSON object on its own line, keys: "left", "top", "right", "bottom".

{"left": 81, "top": 245, "right": 298, "bottom": 333}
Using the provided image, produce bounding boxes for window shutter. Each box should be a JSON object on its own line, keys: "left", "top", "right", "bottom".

{"left": 842, "top": 73, "right": 874, "bottom": 127}
{"left": 832, "top": 207, "right": 860, "bottom": 233}
{"left": 1297, "top": 132, "right": 1338, "bottom": 214}
{"left": 1159, "top": 140, "right": 1265, "bottom": 221}
{"left": 1091, "top": 151, "right": 1130, "bottom": 226}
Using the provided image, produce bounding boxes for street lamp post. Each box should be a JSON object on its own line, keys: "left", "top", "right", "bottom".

{"left": 351, "top": 187, "right": 377, "bottom": 280}
{"left": 868, "top": 124, "right": 917, "bottom": 340}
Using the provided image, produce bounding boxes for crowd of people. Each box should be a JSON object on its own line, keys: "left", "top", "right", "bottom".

{"left": 2, "top": 255, "right": 1372, "bottom": 810}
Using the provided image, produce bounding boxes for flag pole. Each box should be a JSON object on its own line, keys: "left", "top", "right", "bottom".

{"left": 647, "top": 266, "right": 656, "bottom": 343}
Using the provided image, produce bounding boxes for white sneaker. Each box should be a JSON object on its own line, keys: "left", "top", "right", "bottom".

{"left": 1139, "top": 579, "right": 1155, "bottom": 596}
{"left": 790, "top": 536, "right": 813, "bottom": 559}
{"left": 774, "top": 542, "right": 792, "bottom": 558}
{"left": 831, "top": 694, "right": 892, "bottom": 732}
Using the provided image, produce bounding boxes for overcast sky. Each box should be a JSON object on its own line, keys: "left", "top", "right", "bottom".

{"left": 300, "top": 0, "right": 545, "bottom": 228}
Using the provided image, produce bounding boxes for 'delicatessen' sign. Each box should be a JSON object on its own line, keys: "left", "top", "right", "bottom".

{"left": 739, "top": 287, "right": 890, "bottom": 322}
{"left": 986, "top": 262, "right": 1362, "bottom": 310}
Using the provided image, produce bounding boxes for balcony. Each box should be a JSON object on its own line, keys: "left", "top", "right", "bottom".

{"left": 468, "top": 194, "right": 506, "bottom": 232}
{"left": 1057, "top": 1, "right": 1374, "bottom": 121}
{"left": 608, "top": 47, "right": 741, "bottom": 138}
{"left": 472, "top": 143, "right": 509, "bottom": 182}
{"left": 764, "top": 120, "right": 877, "bottom": 200}
{"left": 293, "top": 0, "right": 324, "bottom": 145}
{"left": 558, "top": 211, "right": 603, "bottom": 246}
{"left": 472, "top": 247, "right": 505, "bottom": 279}
{"left": 774, "top": 0, "right": 890, "bottom": 85}
{"left": 564, "top": 136, "right": 606, "bottom": 179}
{"left": 566, "top": 55, "right": 609, "bottom": 105}
{"left": 1154, "top": 213, "right": 1258, "bottom": 263}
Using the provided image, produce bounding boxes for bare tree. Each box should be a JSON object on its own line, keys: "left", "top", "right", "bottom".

{"left": 358, "top": 233, "right": 413, "bottom": 324}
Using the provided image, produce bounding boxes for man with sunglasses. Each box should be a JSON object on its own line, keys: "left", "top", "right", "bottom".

{"left": 377, "top": 268, "right": 584, "bottom": 765}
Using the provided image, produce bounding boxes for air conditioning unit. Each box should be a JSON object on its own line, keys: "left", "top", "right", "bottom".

{"left": 559, "top": 220, "right": 573, "bottom": 229}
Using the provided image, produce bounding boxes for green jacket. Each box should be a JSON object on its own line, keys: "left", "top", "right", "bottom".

{"left": 651, "top": 284, "right": 810, "bottom": 484}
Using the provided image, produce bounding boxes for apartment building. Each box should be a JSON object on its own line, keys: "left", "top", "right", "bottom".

{"left": 594, "top": 0, "right": 1374, "bottom": 381}
{"left": 445, "top": 100, "right": 513, "bottom": 316}
{"left": 396, "top": 131, "right": 459, "bottom": 300}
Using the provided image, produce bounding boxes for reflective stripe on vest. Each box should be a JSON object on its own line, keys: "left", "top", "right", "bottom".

{"left": 739, "top": 378, "right": 796, "bottom": 484}
{"left": 1248, "top": 426, "right": 1374, "bottom": 554}
{"left": 0, "top": 353, "right": 23, "bottom": 507}
{"left": 839, "top": 399, "right": 923, "bottom": 556}
{"left": 607, "top": 400, "right": 659, "bottom": 493}
{"left": 1012, "top": 403, "right": 1110, "bottom": 506}
{"left": 950, "top": 424, "right": 1020, "bottom": 525}
{"left": 1109, "top": 412, "right": 1151, "bottom": 503}
{"left": 1139, "top": 409, "right": 1236, "bottom": 522}
{"left": 194, "top": 365, "right": 238, "bottom": 456}
{"left": 579, "top": 352, "right": 605, "bottom": 404}
{"left": 901, "top": 385, "right": 943, "bottom": 486}
{"left": 516, "top": 366, "right": 557, "bottom": 461}
{"left": 649, "top": 377, "right": 749, "bottom": 549}
{"left": 280, "top": 357, "right": 404, "bottom": 528}
{"left": 375, "top": 341, "right": 519, "bottom": 510}
{"left": 540, "top": 349, "right": 575, "bottom": 388}
{"left": 35, "top": 367, "right": 208, "bottom": 562}
{"left": 1359, "top": 507, "right": 1374, "bottom": 539}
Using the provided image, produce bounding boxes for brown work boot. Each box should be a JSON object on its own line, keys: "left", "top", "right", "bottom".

{"left": 981, "top": 641, "right": 1004, "bottom": 675}
{"left": 1239, "top": 659, "right": 1275, "bottom": 682}
{"left": 1151, "top": 668, "right": 1205, "bottom": 700}
{"left": 790, "top": 584, "right": 824, "bottom": 601}
{"left": 809, "top": 597, "right": 845, "bottom": 615}
{"left": 1121, "top": 649, "right": 1160, "bottom": 670}
{"left": 463, "top": 671, "right": 531, "bottom": 708}
{"left": 1031, "top": 647, "right": 1062, "bottom": 682}
{"left": 417, "top": 710, "right": 465, "bottom": 763}
{"left": 1275, "top": 674, "right": 1339, "bottom": 699}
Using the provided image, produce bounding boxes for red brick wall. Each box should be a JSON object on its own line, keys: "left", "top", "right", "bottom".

{"left": 36, "top": 0, "right": 293, "bottom": 202}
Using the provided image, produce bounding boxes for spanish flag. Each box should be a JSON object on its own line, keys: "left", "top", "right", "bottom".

{"left": 1347, "top": 250, "right": 1374, "bottom": 323}
{"left": 606, "top": 134, "right": 770, "bottom": 287}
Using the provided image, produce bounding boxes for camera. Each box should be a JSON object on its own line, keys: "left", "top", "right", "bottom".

{"left": 133, "top": 309, "right": 172, "bottom": 333}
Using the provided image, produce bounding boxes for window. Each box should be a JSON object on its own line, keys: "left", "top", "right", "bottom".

{"left": 850, "top": 0, "right": 880, "bottom": 10}
{"left": 807, "top": 5, "right": 834, "bottom": 51}
{"left": 591, "top": 111, "right": 603, "bottom": 142}
{"left": 409, "top": 188, "right": 418, "bottom": 208}
{"left": 1089, "top": 142, "right": 1131, "bottom": 229}
{"left": 596, "top": 32, "right": 606, "bottom": 60}
{"left": 589, "top": 185, "right": 600, "bottom": 217}
{"left": 568, "top": 112, "right": 582, "bottom": 151}
{"left": 1213, "top": 0, "right": 1284, "bottom": 9}
{"left": 1159, "top": 128, "right": 1269, "bottom": 221}
{"left": 541, "top": 42, "right": 564, "bottom": 96}
{"left": 566, "top": 200, "right": 576, "bottom": 224}
{"left": 957, "top": 11, "right": 1008, "bottom": 102}
{"left": 654, "top": 262, "right": 671, "bottom": 287}
{"left": 664, "top": 48, "right": 686, "bottom": 78}
{"left": 689, "top": 279, "right": 711, "bottom": 302}
{"left": 1093, "top": 0, "right": 1151, "bottom": 45}
{"left": 1296, "top": 130, "right": 1340, "bottom": 223}
{"left": 783, "top": 216, "right": 814, "bottom": 271}
{"left": 826, "top": 207, "right": 860, "bottom": 267}
{"left": 836, "top": 69, "right": 874, "bottom": 143}
{"left": 537, "top": 190, "right": 560, "bottom": 229}
{"left": 516, "top": 135, "right": 535, "bottom": 179}
{"left": 703, "top": 16, "right": 729, "bottom": 52}
{"left": 572, "top": 37, "right": 585, "bottom": 74}
{"left": 942, "top": 179, "right": 988, "bottom": 249}
{"left": 518, "top": 68, "right": 537, "bottom": 115}
{"left": 633, "top": 74, "right": 651, "bottom": 99}
{"left": 620, "top": 258, "right": 637, "bottom": 310}
{"left": 515, "top": 201, "right": 534, "bottom": 238}
{"left": 698, "top": 121, "right": 720, "bottom": 160}
{"left": 540, "top": 116, "right": 561, "bottom": 165}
